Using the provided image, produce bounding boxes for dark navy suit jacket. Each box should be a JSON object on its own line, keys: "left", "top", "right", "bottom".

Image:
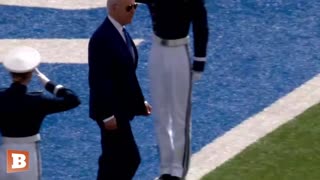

{"left": 88, "top": 17, "right": 147, "bottom": 122}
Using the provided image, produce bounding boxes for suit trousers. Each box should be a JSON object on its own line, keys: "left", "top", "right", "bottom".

{"left": 149, "top": 37, "right": 192, "bottom": 178}
{"left": 96, "top": 118, "right": 141, "bottom": 180}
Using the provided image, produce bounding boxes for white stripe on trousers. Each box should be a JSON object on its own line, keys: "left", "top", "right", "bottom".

{"left": 149, "top": 39, "right": 192, "bottom": 178}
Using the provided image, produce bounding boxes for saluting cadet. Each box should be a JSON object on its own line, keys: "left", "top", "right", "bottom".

{"left": 137, "top": 0, "right": 209, "bottom": 179}
{"left": 0, "top": 46, "right": 81, "bottom": 180}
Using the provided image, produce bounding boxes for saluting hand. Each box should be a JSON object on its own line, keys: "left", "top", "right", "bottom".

{"left": 34, "top": 68, "right": 50, "bottom": 85}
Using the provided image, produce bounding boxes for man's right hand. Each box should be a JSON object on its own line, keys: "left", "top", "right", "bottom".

{"left": 103, "top": 116, "right": 118, "bottom": 130}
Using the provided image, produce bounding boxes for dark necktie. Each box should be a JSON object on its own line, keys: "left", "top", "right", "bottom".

{"left": 123, "top": 28, "right": 135, "bottom": 61}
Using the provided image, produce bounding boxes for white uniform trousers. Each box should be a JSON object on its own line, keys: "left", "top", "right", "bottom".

{"left": 0, "top": 135, "right": 41, "bottom": 180}
{"left": 149, "top": 35, "right": 192, "bottom": 178}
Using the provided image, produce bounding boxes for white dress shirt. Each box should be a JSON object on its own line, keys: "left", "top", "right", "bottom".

{"left": 108, "top": 15, "right": 126, "bottom": 43}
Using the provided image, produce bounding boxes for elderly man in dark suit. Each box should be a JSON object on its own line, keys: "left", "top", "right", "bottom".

{"left": 88, "top": 0, "right": 152, "bottom": 179}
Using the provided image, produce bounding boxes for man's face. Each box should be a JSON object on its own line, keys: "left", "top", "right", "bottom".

{"left": 116, "top": 0, "right": 137, "bottom": 25}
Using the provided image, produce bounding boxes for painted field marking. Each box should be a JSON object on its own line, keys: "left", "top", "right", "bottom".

{"left": 0, "top": 0, "right": 106, "bottom": 9}
{"left": 0, "top": 39, "right": 144, "bottom": 63}
{"left": 187, "top": 73, "right": 320, "bottom": 180}
{"left": 0, "top": 0, "right": 144, "bottom": 9}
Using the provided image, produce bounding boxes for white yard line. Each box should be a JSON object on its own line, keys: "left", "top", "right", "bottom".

{"left": 187, "top": 74, "right": 320, "bottom": 180}
{"left": 0, "top": 0, "right": 106, "bottom": 9}
{"left": 0, "top": 39, "right": 144, "bottom": 63}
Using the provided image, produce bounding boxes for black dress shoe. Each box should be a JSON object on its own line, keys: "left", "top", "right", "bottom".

{"left": 170, "top": 176, "right": 182, "bottom": 180}
{"left": 154, "top": 174, "right": 172, "bottom": 180}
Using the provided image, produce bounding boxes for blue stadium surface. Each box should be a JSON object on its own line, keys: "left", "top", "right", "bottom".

{"left": 1, "top": 0, "right": 320, "bottom": 179}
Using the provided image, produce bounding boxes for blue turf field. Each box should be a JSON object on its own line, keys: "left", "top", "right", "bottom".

{"left": 1, "top": 1, "right": 320, "bottom": 179}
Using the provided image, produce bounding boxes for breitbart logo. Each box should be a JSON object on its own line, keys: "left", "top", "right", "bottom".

{"left": 7, "top": 150, "right": 30, "bottom": 173}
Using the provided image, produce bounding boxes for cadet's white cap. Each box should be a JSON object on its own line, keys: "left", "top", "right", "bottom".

{"left": 3, "top": 46, "right": 41, "bottom": 73}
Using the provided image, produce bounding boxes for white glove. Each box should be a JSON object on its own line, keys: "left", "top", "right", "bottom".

{"left": 192, "top": 71, "right": 202, "bottom": 82}
{"left": 34, "top": 68, "right": 50, "bottom": 85}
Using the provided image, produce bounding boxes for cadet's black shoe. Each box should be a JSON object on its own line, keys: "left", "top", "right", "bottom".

{"left": 154, "top": 174, "right": 172, "bottom": 180}
{"left": 170, "top": 176, "right": 182, "bottom": 180}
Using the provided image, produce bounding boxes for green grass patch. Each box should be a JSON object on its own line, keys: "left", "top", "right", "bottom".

{"left": 202, "top": 103, "right": 320, "bottom": 180}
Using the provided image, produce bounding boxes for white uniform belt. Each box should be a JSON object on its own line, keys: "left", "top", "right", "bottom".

{"left": 2, "top": 134, "right": 41, "bottom": 144}
{"left": 154, "top": 35, "right": 189, "bottom": 47}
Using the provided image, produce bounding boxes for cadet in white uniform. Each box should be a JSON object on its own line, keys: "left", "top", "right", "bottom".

{"left": 137, "top": 0, "right": 209, "bottom": 179}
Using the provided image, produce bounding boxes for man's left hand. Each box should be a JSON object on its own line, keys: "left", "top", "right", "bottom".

{"left": 144, "top": 101, "right": 152, "bottom": 115}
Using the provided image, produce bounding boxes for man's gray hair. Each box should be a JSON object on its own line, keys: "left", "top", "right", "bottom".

{"left": 107, "top": 0, "right": 119, "bottom": 11}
